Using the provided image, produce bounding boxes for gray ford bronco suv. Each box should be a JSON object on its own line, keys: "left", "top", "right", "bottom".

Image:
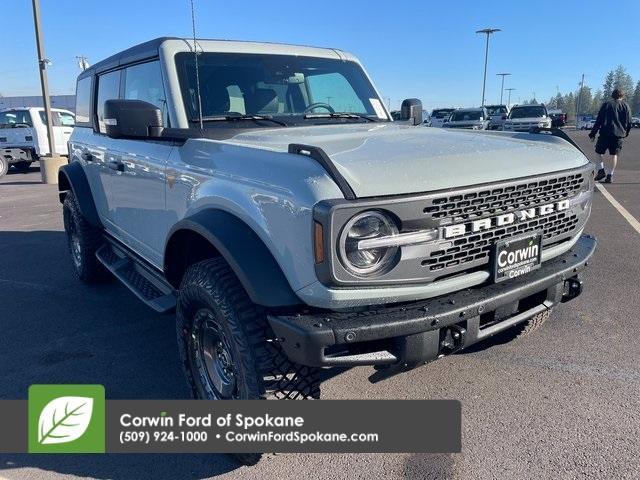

{"left": 59, "top": 38, "right": 596, "bottom": 406}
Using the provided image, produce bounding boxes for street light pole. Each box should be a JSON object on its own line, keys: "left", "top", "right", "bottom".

{"left": 476, "top": 28, "right": 501, "bottom": 106}
{"left": 575, "top": 73, "right": 585, "bottom": 130}
{"left": 496, "top": 73, "right": 511, "bottom": 104}
{"left": 505, "top": 88, "right": 516, "bottom": 106}
{"left": 31, "top": 0, "right": 55, "bottom": 156}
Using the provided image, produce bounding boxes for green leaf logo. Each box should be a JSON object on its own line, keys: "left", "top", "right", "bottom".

{"left": 37, "top": 396, "right": 94, "bottom": 445}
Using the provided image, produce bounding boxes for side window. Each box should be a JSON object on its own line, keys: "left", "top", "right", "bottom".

{"left": 59, "top": 112, "right": 76, "bottom": 126}
{"left": 96, "top": 70, "right": 121, "bottom": 133}
{"left": 38, "top": 111, "right": 76, "bottom": 127}
{"left": 123, "top": 61, "right": 168, "bottom": 125}
{"left": 226, "top": 85, "right": 246, "bottom": 114}
{"left": 75, "top": 77, "right": 92, "bottom": 125}
{"left": 307, "top": 72, "right": 366, "bottom": 113}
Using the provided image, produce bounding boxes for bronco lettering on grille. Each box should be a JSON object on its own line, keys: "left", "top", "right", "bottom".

{"left": 443, "top": 200, "right": 570, "bottom": 239}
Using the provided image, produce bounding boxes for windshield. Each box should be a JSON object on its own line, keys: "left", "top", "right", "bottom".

{"left": 431, "top": 109, "right": 454, "bottom": 119}
{"left": 175, "top": 52, "right": 388, "bottom": 126}
{"left": 510, "top": 106, "right": 546, "bottom": 119}
{"left": 450, "top": 110, "right": 483, "bottom": 121}
{"left": 0, "top": 110, "right": 32, "bottom": 127}
{"left": 485, "top": 105, "right": 507, "bottom": 115}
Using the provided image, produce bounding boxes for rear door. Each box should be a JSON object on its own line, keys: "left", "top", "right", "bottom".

{"left": 70, "top": 72, "right": 120, "bottom": 227}
{"left": 38, "top": 110, "right": 75, "bottom": 155}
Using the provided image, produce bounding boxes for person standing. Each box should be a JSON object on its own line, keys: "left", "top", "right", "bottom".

{"left": 589, "top": 88, "right": 632, "bottom": 183}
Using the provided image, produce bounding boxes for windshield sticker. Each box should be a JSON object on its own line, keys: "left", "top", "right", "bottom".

{"left": 369, "top": 99, "right": 387, "bottom": 119}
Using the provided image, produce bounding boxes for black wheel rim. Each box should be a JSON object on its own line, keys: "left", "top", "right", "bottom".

{"left": 67, "top": 219, "right": 82, "bottom": 268}
{"left": 193, "top": 308, "right": 237, "bottom": 399}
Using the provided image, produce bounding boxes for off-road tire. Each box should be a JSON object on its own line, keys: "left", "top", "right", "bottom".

{"left": 0, "top": 157, "right": 8, "bottom": 177}
{"left": 12, "top": 161, "right": 32, "bottom": 172}
{"left": 500, "top": 309, "right": 552, "bottom": 341}
{"left": 62, "top": 192, "right": 108, "bottom": 283}
{"left": 177, "top": 257, "right": 321, "bottom": 465}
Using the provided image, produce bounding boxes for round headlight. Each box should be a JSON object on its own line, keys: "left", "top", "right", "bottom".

{"left": 338, "top": 211, "right": 399, "bottom": 276}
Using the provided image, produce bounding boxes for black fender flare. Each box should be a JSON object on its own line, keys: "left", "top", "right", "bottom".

{"left": 164, "top": 209, "right": 301, "bottom": 307}
{"left": 58, "top": 162, "right": 102, "bottom": 228}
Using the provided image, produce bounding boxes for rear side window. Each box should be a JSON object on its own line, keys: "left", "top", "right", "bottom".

{"left": 123, "top": 61, "right": 168, "bottom": 125}
{"left": 39, "top": 111, "right": 76, "bottom": 127}
{"left": 75, "top": 77, "right": 92, "bottom": 126}
{"left": 96, "top": 70, "right": 121, "bottom": 133}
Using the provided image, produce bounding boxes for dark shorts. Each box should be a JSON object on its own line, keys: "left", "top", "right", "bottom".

{"left": 595, "top": 135, "right": 623, "bottom": 155}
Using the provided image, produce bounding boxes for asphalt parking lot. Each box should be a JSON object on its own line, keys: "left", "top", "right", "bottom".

{"left": 1, "top": 130, "right": 639, "bottom": 480}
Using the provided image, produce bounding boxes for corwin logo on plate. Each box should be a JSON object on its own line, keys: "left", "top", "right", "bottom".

{"left": 28, "top": 385, "right": 105, "bottom": 453}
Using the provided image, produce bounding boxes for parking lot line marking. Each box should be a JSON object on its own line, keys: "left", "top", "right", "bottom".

{"left": 595, "top": 183, "right": 640, "bottom": 235}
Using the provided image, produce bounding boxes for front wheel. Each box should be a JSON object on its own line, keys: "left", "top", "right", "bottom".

{"left": 176, "top": 258, "right": 321, "bottom": 465}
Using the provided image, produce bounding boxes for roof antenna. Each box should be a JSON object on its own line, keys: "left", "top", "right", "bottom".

{"left": 189, "top": 0, "right": 204, "bottom": 130}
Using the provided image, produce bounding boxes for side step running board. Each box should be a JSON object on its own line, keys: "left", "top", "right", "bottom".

{"left": 95, "top": 242, "right": 177, "bottom": 313}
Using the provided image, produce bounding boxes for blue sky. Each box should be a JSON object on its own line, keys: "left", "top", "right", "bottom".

{"left": 1, "top": 0, "right": 639, "bottom": 111}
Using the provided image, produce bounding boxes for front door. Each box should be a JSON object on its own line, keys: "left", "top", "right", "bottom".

{"left": 106, "top": 60, "right": 174, "bottom": 267}
{"left": 108, "top": 139, "right": 174, "bottom": 266}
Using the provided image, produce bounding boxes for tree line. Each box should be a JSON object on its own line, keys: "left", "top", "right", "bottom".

{"left": 521, "top": 65, "right": 640, "bottom": 122}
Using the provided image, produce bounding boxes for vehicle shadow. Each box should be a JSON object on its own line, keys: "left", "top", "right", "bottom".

{"left": 402, "top": 452, "right": 456, "bottom": 479}
{"left": 0, "top": 230, "right": 244, "bottom": 478}
{"left": 1, "top": 454, "right": 240, "bottom": 480}
{"left": 0, "top": 230, "right": 363, "bottom": 479}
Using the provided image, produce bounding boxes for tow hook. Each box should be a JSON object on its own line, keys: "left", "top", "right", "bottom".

{"left": 440, "top": 325, "right": 467, "bottom": 354}
{"left": 562, "top": 276, "right": 583, "bottom": 302}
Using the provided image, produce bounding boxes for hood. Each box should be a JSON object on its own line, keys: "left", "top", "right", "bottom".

{"left": 221, "top": 123, "right": 589, "bottom": 198}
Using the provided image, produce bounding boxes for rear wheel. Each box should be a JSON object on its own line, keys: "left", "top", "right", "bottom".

{"left": 177, "top": 257, "right": 321, "bottom": 465}
{"left": 62, "top": 192, "right": 108, "bottom": 283}
{"left": 491, "top": 309, "right": 552, "bottom": 344}
{"left": 509, "top": 309, "right": 552, "bottom": 338}
{"left": 0, "top": 158, "right": 8, "bottom": 177}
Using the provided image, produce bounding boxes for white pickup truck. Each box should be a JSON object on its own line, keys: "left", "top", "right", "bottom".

{"left": 0, "top": 107, "right": 75, "bottom": 177}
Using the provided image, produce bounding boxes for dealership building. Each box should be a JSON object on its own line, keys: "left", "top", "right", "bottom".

{"left": 0, "top": 95, "right": 76, "bottom": 112}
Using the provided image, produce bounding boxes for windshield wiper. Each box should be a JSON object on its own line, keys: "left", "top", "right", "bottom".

{"left": 195, "top": 114, "right": 288, "bottom": 127}
{"left": 303, "top": 112, "right": 379, "bottom": 122}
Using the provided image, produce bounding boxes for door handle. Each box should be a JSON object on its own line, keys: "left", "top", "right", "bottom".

{"left": 107, "top": 160, "right": 125, "bottom": 172}
{"left": 81, "top": 152, "right": 93, "bottom": 162}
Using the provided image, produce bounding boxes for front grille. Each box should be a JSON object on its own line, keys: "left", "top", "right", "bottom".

{"left": 422, "top": 171, "right": 588, "bottom": 273}
{"left": 423, "top": 212, "right": 579, "bottom": 271}
{"left": 507, "top": 123, "right": 540, "bottom": 131}
{"left": 423, "top": 172, "right": 585, "bottom": 221}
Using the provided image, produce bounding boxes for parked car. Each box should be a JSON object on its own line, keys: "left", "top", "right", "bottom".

{"left": 0, "top": 107, "right": 75, "bottom": 177}
{"left": 484, "top": 104, "right": 509, "bottom": 130}
{"left": 503, "top": 104, "right": 552, "bottom": 132}
{"left": 577, "top": 116, "right": 595, "bottom": 130}
{"left": 631, "top": 117, "right": 640, "bottom": 128}
{"left": 59, "top": 38, "right": 595, "bottom": 467}
{"left": 429, "top": 108, "right": 455, "bottom": 127}
{"left": 443, "top": 107, "right": 489, "bottom": 130}
{"left": 547, "top": 109, "right": 567, "bottom": 128}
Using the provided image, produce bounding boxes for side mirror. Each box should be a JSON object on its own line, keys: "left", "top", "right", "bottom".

{"left": 400, "top": 98, "right": 423, "bottom": 125}
{"left": 103, "top": 99, "right": 163, "bottom": 139}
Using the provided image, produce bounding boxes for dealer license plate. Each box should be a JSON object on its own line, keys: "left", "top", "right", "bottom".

{"left": 492, "top": 232, "right": 542, "bottom": 282}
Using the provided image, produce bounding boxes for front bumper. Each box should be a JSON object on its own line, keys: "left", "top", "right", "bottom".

{"left": 2, "top": 147, "right": 34, "bottom": 164}
{"left": 268, "top": 234, "right": 596, "bottom": 369}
